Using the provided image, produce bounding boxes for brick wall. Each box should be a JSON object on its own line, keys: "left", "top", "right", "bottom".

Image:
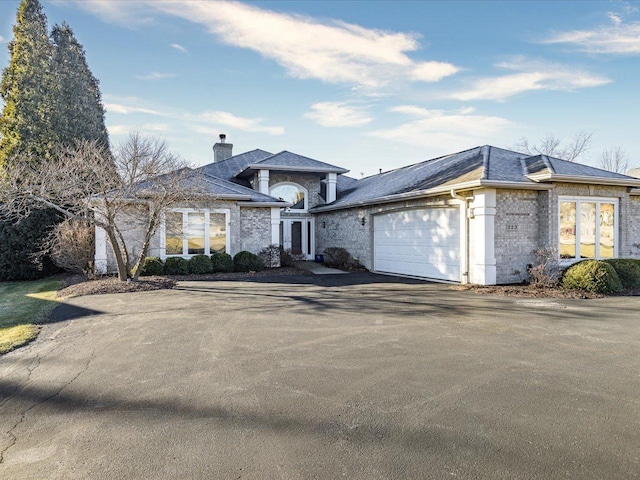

{"left": 239, "top": 207, "right": 272, "bottom": 254}
{"left": 494, "top": 190, "right": 539, "bottom": 283}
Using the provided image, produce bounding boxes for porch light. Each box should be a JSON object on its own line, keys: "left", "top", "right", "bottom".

{"left": 360, "top": 216, "right": 366, "bottom": 226}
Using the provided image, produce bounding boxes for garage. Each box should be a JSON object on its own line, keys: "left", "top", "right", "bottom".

{"left": 373, "top": 207, "right": 461, "bottom": 282}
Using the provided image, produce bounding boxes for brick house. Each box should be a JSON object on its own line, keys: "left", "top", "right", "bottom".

{"left": 95, "top": 136, "right": 640, "bottom": 285}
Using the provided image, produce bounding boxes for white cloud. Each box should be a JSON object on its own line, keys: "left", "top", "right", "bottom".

{"left": 147, "top": 0, "right": 460, "bottom": 90}
{"left": 105, "top": 96, "right": 284, "bottom": 136}
{"left": 368, "top": 106, "right": 511, "bottom": 149}
{"left": 170, "top": 43, "right": 188, "bottom": 54}
{"left": 105, "top": 102, "right": 164, "bottom": 116}
{"left": 304, "top": 102, "right": 372, "bottom": 127}
{"left": 449, "top": 58, "right": 611, "bottom": 101}
{"left": 544, "top": 21, "right": 640, "bottom": 54}
{"left": 0, "top": 35, "right": 5, "bottom": 43}
{"left": 106, "top": 125, "right": 129, "bottom": 135}
{"left": 196, "top": 111, "right": 285, "bottom": 135}
{"left": 134, "top": 71, "right": 177, "bottom": 81}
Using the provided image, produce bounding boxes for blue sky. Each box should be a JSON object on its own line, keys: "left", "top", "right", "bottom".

{"left": 0, "top": 1, "right": 639, "bottom": 177}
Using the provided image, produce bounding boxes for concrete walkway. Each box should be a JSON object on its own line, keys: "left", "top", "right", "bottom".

{"left": 295, "top": 261, "right": 346, "bottom": 274}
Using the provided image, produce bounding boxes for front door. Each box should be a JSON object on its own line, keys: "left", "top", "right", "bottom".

{"left": 280, "top": 218, "right": 314, "bottom": 260}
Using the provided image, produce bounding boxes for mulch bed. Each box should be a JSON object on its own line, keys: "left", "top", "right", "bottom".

{"left": 453, "top": 284, "right": 640, "bottom": 299}
{"left": 56, "top": 267, "right": 310, "bottom": 298}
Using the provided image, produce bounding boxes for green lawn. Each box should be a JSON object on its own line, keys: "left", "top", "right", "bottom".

{"left": 0, "top": 278, "right": 63, "bottom": 354}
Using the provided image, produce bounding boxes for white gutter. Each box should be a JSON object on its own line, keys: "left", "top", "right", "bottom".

{"left": 236, "top": 201, "right": 292, "bottom": 207}
{"left": 526, "top": 173, "right": 640, "bottom": 187}
{"left": 630, "top": 188, "right": 640, "bottom": 196}
{"left": 242, "top": 165, "right": 349, "bottom": 175}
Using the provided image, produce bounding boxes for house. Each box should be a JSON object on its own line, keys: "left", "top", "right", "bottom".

{"left": 95, "top": 135, "right": 640, "bottom": 285}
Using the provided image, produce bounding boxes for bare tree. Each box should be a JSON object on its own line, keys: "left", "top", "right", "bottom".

{"left": 0, "top": 133, "right": 208, "bottom": 281}
{"left": 598, "top": 146, "right": 630, "bottom": 173}
{"left": 45, "top": 218, "right": 95, "bottom": 275}
{"left": 513, "top": 131, "right": 593, "bottom": 162}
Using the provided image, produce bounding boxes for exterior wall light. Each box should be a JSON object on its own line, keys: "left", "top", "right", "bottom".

{"left": 360, "top": 216, "right": 366, "bottom": 226}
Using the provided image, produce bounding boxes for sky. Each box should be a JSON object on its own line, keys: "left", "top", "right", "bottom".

{"left": 0, "top": 0, "right": 639, "bottom": 177}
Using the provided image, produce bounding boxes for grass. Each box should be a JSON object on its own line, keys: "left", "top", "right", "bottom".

{"left": 0, "top": 277, "right": 63, "bottom": 354}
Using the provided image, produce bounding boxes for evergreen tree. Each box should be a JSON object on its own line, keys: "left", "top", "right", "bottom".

{"left": 51, "top": 23, "right": 109, "bottom": 150}
{"left": 0, "top": 0, "right": 56, "bottom": 167}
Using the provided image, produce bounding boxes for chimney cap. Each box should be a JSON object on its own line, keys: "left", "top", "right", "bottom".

{"left": 219, "top": 133, "right": 226, "bottom": 143}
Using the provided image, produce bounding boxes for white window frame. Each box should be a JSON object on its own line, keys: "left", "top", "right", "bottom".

{"left": 269, "top": 182, "right": 309, "bottom": 212}
{"left": 160, "top": 208, "right": 230, "bottom": 259}
{"left": 558, "top": 196, "right": 618, "bottom": 264}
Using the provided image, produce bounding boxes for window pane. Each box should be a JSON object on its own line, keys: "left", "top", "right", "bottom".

{"left": 209, "top": 213, "right": 226, "bottom": 253}
{"left": 559, "top": 201, "right": 576, "bottom": 259}
{"left": 270, "top": 184, "right": 305, "bottom": 209}
{"left": 580, "top": 202, "right": 596, "bottom": 258}
{"left": 599, "top": 203, "right": 615, "bottom": 259}
{"left": 165, "top": 212, "right": 183, "bottom": 255}
{"left": 187, "top": 212, "right": 205, "bottom": 255}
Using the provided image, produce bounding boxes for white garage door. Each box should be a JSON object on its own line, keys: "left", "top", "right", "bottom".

{"left": 374, "top": 208, "right": 461, "bottom": 282}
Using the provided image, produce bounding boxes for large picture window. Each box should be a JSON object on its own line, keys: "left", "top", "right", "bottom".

{"left": 559, "top": 197, "right": 617, "bottom": 260}
{"left": 164, "top": 209, "right": 229, "bottom": 257}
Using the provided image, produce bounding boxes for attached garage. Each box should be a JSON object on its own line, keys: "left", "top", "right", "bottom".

{"left": 373, "top": 207, "right": 461, "bottom": 282}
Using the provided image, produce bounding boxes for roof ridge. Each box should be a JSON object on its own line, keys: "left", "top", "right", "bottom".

{"left": 480, "top": 145, "right": 490, "bottom": 180}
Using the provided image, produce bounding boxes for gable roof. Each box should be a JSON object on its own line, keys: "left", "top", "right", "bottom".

{"left": 237, "top": 150, "right": 349, "bottom": 176}
{"left": 312, "top": 145, "right": 640, "bottom": 212}
{"left": 199, "top": 173, "right": 286, "bottom": 203}
{"left": 198, "top": 149, "right": 273, "bottom": 187}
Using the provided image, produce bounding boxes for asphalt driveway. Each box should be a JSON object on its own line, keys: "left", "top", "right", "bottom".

{"left": 1, "top": 273, "right": 639, "bottom": 479}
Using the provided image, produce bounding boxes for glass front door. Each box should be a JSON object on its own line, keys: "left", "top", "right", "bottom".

{"left": 280, "top": 218, "right": 313, "bottom": 259}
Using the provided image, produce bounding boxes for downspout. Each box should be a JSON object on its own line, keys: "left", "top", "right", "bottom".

{"left": 451, "top": 189, "right": 472, "bottom": 284}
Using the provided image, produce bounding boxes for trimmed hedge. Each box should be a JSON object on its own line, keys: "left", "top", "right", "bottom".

{"left": 140, "top": 257, "right": 164, "bottom": 276}
{"left": 164, "top": 256, "right": 189, "bottom": 275}
{"left": 603, "top": 258, "right": 640, "bottom": 289}
{"left": 188, "top": 254, "right": 213, "bottom": 274}
{"left": 233, "top": 251, "right": 264, "bottom": 273}
{"left": 561, "top": 260, "right": 622, "bottom": 294}
{"left": 212, "top": 252, "right": 233, "bottom": 273}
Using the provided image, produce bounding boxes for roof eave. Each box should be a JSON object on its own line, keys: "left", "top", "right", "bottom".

{"left": 526, "top": 173, "right": 640, "bottom": 187}
{"left": 311, "top": 180, "right": 555, "bottom": 213}
{"left": 237, "top": 201, "right": 292, "bottom": 207}
{"left": 238, "top": 165, "right": 349, "bottom": 176}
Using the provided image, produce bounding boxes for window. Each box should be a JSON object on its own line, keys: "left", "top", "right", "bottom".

{"left": 164, "top": 209, "right": 229, "bottom": 257}
{"left": 559, "top": 197, "right": 617, "bottom": 260}
{"left": 270, "top": 183, "right": 307, "bottom": 211}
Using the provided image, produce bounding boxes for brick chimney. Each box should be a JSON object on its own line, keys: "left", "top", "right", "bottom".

{"left": 213, "top": 133, "right": 233, "bottom": 162}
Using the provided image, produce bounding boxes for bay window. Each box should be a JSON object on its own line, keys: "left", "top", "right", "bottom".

{"left": 559, "top": 197, "right": 617, "bottom": 260}
{"left": 164, "top": 209, "right": 229, "bottom": 257}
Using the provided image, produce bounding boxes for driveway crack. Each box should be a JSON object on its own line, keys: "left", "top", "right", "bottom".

{"left": 0, "top": 350, "right": 95, "bottom": 464}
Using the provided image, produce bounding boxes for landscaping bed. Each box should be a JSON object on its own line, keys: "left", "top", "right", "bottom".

{"left": 57, "top": 267, "right": 309, "bottom": 298}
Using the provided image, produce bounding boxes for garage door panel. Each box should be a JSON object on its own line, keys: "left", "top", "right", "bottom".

{"left": 374, "top": 208, "right": 460, "bottom": 282}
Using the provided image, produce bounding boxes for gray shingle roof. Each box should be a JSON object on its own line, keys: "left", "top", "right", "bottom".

{"left": 239, "top": 150, "right": 349, "bottom": 175}
{"left": 198, "top": 149, "right": 273, "bottom": 187}
{"left": 200, "top": 173, "right": 285, "bottom": 202}
{"left": 313, "top": 146, "right": 640, "bottom": 211}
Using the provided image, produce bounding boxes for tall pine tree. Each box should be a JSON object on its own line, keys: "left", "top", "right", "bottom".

{"left": 0, "top": 0, "right": 110, "bottom": 280}
{"left": 0, "top": 0, "right": 56, "bottom": 167}
{"left": 51, "top": 23, "right": 109, "bottom": 150}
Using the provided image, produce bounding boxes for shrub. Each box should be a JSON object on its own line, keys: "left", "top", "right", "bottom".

{"left": 528, "top": 246, "right": 560, "bottom": 287}
{"left": 140, "top": 256, "right": 164, "bottom": 276}
{"left": 258, "top": 244, "right": 281, "bottom": 268}
{"left": 323, "top": 247, "right": 366, "bottom": 271}
{"left": 603, "top": 259, "right": 640, "bottom": 289}
{"left": 561, "top": 260, "right": 622, "bottom": 294}
{"left": 211, "top": 252, "right": 233, "bottom": 273}
{"left": 188, "top": 254, "right": 213, "bottom": 274}
{"left": 46, "top": 218, "right": 95, "bottom": 275}
{"left": 233, "top": 251, "right": 264, "bottom": 273}
{"left": 0, "top": 209, "right": 61, "bottom": 281}
{"left": 164, "top": 256, "right": 189, "bottom": 275}
{"left": 280, "top": 246, "right": 305, "bottom": 267}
